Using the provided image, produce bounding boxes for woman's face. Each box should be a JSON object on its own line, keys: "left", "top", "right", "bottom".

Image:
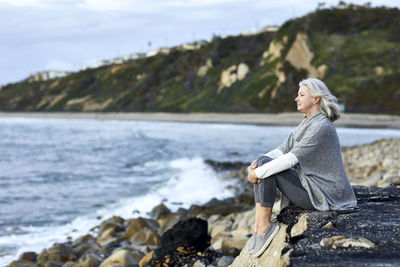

{"left": 295, "top": 85, "right": 319, "bottom": 116}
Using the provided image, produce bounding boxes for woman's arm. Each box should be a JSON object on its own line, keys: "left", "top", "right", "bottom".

{"left": 254, "top": 152, "right": 299, "bottom": 179}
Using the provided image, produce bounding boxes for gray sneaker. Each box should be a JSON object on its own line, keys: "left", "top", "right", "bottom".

{"left": 247, "top": 231, "right": 256, "bottom": 253}
{"left": 252, "top": 222, "right": 280, "bottom": 258}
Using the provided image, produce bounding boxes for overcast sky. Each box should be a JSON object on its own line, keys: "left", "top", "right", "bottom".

{"left": 0, "top": 0, "right": 399, "bottom": 86}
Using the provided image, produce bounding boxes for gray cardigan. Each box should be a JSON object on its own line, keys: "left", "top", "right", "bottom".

{"left": 278, "top": 111, "right": 357, "bottom": 211}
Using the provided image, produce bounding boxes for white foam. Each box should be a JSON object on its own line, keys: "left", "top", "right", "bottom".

{"left": 0, "top": 157, "right": 235, "bottom": 266}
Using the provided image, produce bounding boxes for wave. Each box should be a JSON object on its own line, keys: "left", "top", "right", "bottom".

{"left": 0, "top": 157, "right": 235, "bottom": 266}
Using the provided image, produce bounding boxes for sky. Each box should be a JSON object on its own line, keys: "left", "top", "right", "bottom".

{"left": 0, "top": 0, "right": 399, "bottom": 86}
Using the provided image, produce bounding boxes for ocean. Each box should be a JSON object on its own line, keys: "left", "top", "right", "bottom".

{"left": 1, "top": 117, "right": 400, "bottom": 266}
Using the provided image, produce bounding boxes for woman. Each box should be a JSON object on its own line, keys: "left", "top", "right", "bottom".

{"left": 246, "top": 78, "right": 357, "bottom": 258}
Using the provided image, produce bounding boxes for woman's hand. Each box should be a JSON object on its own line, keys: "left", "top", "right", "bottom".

{"left": 247, "top": 168, "right": 261, "bottom": 184}
{"left": 249, "top": 160, "right": 258, "bottom": 170}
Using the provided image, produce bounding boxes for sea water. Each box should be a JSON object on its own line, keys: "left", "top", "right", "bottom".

{"left": 1, "top": 117, "right": 400, "bottom": 266}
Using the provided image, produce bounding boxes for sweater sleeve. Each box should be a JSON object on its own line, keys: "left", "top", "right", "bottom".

{"left": 254, "top": 152, "right": 299, "bottom": 179}
{"left": 277, "top": 132, "right": 295, "bottom": 154}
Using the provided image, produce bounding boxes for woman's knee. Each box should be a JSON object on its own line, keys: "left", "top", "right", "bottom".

{"left": 257, "top": 155, "right": 273, "bottom": 166}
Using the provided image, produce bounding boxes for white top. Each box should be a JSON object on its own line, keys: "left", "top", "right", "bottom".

{"left": 254, "top": 149, "right": 299, "bottom": 179}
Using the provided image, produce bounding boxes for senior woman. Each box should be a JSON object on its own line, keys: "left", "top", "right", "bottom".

{"left": 246, "top": 78, "right": 357, "bottom": 257}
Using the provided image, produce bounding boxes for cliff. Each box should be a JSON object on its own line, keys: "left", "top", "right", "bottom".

{"left": 1, "top": 4, "right": 400, "bottom": 114}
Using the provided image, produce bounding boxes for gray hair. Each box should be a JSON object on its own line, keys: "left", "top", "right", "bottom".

{"left": 299, "top": 78, "right": 340, "bottom": 122}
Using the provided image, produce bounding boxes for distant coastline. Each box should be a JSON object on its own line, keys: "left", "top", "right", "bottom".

{"left": 0, "top": 112, "right": 400, "bottom": 129}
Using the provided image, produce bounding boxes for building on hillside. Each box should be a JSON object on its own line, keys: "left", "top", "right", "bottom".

{"left": 28, "top": 70, "right": 70, "bottom": 82}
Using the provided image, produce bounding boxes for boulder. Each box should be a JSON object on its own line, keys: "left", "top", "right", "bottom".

{"left": 8, "top": 260, "right": 35, "bottom": 267}
{"left": 148, "top": 203, "right": 171, "bottom": 220}
{"left": 99, "top": 250, "right": 138, "bottom": 267}
{"left": 130, "top": 227, "right": 160, "bottom": 246}
{"left": 147, "top": 218, "right": 211, "bottom": 265}
{"left": 19, "top": 252, "right": 37, "bottom": 262}
{"left": 38, "top": 243, "right": 73, "bottom": 266}
{"left": 231, "top": 224, "right": 288, "bottom": 266}
{"left": 138, "top": 251, "right": 153, "bottom": 267}
{"left": 45, "top": 262, "right": 63, "bottom": 267}
{"left": 279, "top": 185, "right": 400, "bottom": 266}
{"left": 157, "top": 213, "right": 181, "bottom": 235}
{"left": 122, "top": 217, "right": 159, "bottom": 240}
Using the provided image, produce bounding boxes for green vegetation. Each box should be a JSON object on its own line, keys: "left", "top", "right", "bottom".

{"left": 1, "top": 4, "right": 399, "bottom": 114}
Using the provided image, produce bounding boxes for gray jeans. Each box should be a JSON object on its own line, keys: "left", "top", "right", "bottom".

{"left": 253, "top": 156, "right": 315, "bottom": 209}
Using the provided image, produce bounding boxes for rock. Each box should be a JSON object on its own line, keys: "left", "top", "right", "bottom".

{"left": 122, "top": 217, "right": 159, "bottom": 240}
{"left": 99, "top": 250, "right": 138, "bottom": 267}
{"left": 149, "top": 203, "right": 171, "bottom": 220}
{"left": 72, "top": 242, "right": 101, "bottom": 259}
{"left": 97, "top": 227, "right": 116, "bottom": 245}
{"left": 38, "top": 243, "right": 73, "bottom": 266}
{"left": 138, "top": 251, "right": 153, "bottom": 267}
{"left": 342, "top": 139, "right": 400, "bottom": 188}
{"left": 197, "top": 59, "right": 213, "bottom": 77}
{"left": 159, "top": 218, "right": 210, "bottom": 254}
{"left": 130, "top": 227, "right": 160, "bottom": 246}
{"left": 97, "top": 217, "right": 125, "bottom": 240}
{"left": 277, "top": 185, "right": 400, "bottom": 266}
{"left": 320, "top": 236, "right": 376, "bottom": 249}
{"left": 75, "top": 234, "right": 96, "bottom": 244}
{"left": 19, "top": 252, "right": 37, "bottom": 262}
{"left": 157, "top": 213, "right": 181, "bottom": 235}
{"left": 193, "top": 259, "right": 207, "bottom": 267}
{"left": 216, "top": 255, "right": 234, "bottom": 267}
{"left": 285, "top": 32, "right": 319, "bottom": 78}
{"left": 218, "top": 65, "right": 237, "bottom": 92}
{"left": 322, "top": 221, "right": 335, "bottom": 229}
{"left": 8, "top": 260, "right": 34, "bottom": 267}
{"left": 231, "top": 223, "right": 288, "bottom": 266}
{"left": 290, "top": 213, "right": 308, "bottom": 237}
{"left": 237, "top": 63, "right": 249, "bottom": 81}
{"left": 72, "top": 252, "right": 103, "bottom": 267}
{"left": 148, "top": 218, "right": 211, "bottom": 265}
{"left": 45, "top": 261, "right": 64, "bottom": 267}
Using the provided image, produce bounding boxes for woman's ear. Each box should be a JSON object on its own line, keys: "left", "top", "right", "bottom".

{"left": 314, "top": 97, "right": 321, "bottom": 105}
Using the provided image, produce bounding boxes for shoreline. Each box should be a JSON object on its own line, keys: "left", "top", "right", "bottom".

{"left": 1, "top": 111, "right": 400, "bottom": 129}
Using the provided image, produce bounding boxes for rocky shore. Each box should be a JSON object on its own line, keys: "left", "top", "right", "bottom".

{"left": 8, "top": 138, "right": 400, "bottom": 267}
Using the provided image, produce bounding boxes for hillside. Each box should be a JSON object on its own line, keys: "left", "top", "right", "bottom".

{"left": 1, "top": 4, "right": 400, "bottom": 114}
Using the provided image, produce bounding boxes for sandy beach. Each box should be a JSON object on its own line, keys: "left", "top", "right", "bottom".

{"left": 0, "top": 112, "right": 399, "bottom": 129}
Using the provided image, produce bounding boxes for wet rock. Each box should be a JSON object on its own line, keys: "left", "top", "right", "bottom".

{"left": 149, "top": 203, "right": 171, "bottom": 220}
{"left": 138, "top": 251, "right": 153, "bottom": 267}
{"left": 99, "top": 250, "right": 138, "bottom": 267}
{"left": 45, "top": 261, "right": 63, "bottom": 267}
{"left": 148, "top": 218, "right": 215, "bottom": 266}
{"left": 122, "top": 217, "right": 159, "bottom": 240}
{"left": 8, "top": 260, "right": 35, "bottom": 267}
{"left": 130, "top": 227, "right": 160, "bottom": 246}
{"left": 38, "top": 243, "right": 73, "bottom": 266}
{"left": 19, "top": 252, "right": 37, "bottom": 262}
{"left": 157, "top": 213, "right": 181, "bottom": 235}
{"left": 160, "top": 218, "right": 210, "bottom": 254}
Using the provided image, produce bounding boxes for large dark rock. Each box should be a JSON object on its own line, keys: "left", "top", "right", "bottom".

{"left": 160, "top": 218, "right": 210, "bottom": 253}
{"left": 278, "top": 185, "right": 400, "bottom": 266}
{"left": 148, "top": 218, "right": 213, "bottom": 266}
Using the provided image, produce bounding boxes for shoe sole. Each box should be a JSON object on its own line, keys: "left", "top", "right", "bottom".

{"left": 252, "top": 224, "right": 280, "bottom": 258}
